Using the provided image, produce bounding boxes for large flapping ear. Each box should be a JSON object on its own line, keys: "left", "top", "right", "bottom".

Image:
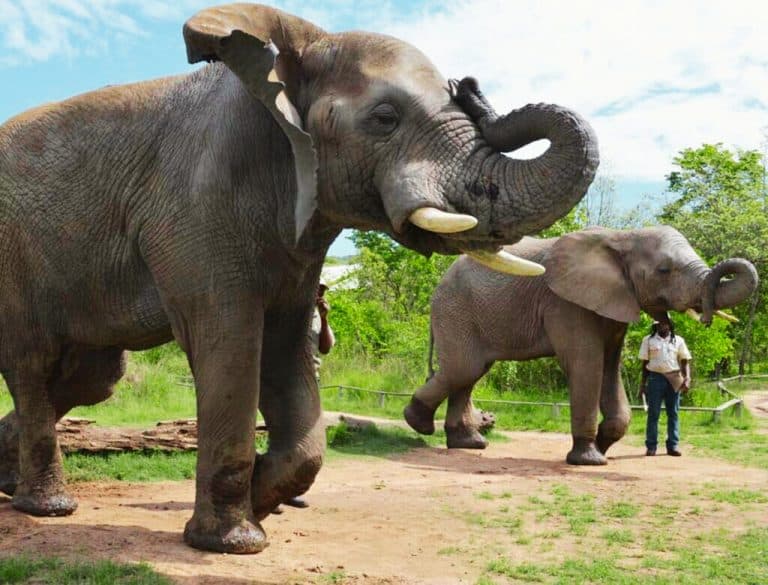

{"left": 545, "top": 228, "right": 641, "bottom": 323}
{"left": 184, "top": 4, "right": 325, "bottom": 244}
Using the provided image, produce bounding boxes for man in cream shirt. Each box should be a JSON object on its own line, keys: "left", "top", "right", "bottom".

{"left": 639, "top": 320, "right": 692, "bottom": 457}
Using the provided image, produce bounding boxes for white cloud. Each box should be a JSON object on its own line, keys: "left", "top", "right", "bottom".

{"left": 382, "top": 0, "right": 768, "bottom": 180}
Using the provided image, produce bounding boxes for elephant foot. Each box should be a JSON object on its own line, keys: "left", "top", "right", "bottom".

{"left": 184, "top": 516, "right": 268, "bottom": 554}
{"left": 404, "top": 397, "right": 437, "bottom": 435}
{"left": 595, "top": 430, "right": 618, "bottom": 455}
{"left": 251, "top": 454, "right": 322, "bottom": 522}
{"left": 566, "top": 438, "right": 607, "bottom": 466}
{"left": 473, "top": 409, "right": 496, "bottom": 433}
{"left": 12, "top": 485, "right": 78, "bottom": 517}
{"left": 445, "top": 423, "right": 488, "bottom": 449}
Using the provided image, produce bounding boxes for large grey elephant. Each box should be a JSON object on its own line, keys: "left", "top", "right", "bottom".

{"left": 0, "top": 4, "right": 598, "bottom": 553}
{"left": 404, "top": 227, "right": 758, "bottom": 464}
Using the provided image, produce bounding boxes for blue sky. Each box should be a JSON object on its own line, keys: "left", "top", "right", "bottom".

{"left": 2, "top": 1, "right": 766, "bottom": 256}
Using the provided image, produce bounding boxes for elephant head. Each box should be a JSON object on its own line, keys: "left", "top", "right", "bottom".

{"left": 545, "top": 226, "right": 758, "bottom": 324}
{"left": 183, "top": 3, "right": 599, "bottom": 274}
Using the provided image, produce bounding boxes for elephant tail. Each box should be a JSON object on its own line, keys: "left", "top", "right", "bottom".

{"left": 426, "top": 325, "right": 436, "bottom": 382}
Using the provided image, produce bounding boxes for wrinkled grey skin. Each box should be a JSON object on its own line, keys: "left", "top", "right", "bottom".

{"left": 405, "top": 227, "right": 758, "bottom": 464}
{"left": 0, "top": 3, "right": 598, "bottom": 553}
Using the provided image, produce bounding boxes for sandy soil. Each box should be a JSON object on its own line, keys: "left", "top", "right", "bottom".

{"left": 1, "top": 429, "right": 767, "bottom": 585}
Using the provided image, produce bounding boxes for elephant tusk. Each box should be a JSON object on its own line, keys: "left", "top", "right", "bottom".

{"left": 466, "top": 250, "right": 546, "bottom": 276}
{"left": 685, "top": 308, "right": 703, "bottom": 322}
{"left": 685, "top": 308, "right": 740, "bottom": 324}
{"left": 409, "top": 207, "right": 478, "bottom": 234}
{"left": 715, "top": 310, "right": 739, "bottom": 323}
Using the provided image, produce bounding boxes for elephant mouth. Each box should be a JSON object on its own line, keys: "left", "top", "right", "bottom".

{"left": 392, "top": 220, "right": 545, "bottom": 276}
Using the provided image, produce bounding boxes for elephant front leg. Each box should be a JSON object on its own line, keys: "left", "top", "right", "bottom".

{"left": 444, "top": 388, "right": 489, "bottom": 450}
{"left": 6, "top": 358, "right": 78, "bottom": 516}
{"left": 178, "top": 299, "right": 268, "bottom": 554}
{"left": 252, "top": 311, "right": 325, "bottom": 521}
{"left": 564, "top": 363, "right": 606, "bottom": 466}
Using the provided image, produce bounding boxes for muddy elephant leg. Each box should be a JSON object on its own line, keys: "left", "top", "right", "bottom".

{"left": 596, "top": 342, "right": 631, "bottom": 455}
{"left": 0, "top": 347, "right": 126, "bottom": 497}
{"left": 252, "top": 309, "right": 324, "bottom": 521}
{"left": 444, "top": 386, "right": 489, "bottom": 449}
{"left": 176, "top": 295, "right": 267, "bottom": 554}
{"left": 6, "top": 354, "right": 78, "bottom": 516}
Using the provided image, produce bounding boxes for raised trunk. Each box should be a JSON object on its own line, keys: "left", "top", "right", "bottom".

{"left": 453, "top": 78, "right": 599, "bottom": 239}
{"left": 701, "top": 258, "right": 759, "bottom": 324}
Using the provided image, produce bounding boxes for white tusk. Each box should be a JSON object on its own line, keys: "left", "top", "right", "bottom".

{"left": 715, "top": 310, "right": 739, "bottom": 323}
{"left": 685, "top": 308, "right": 703, "bottom": 322}
{"left": 685, "top": 308, "right": 740, "bottom": 323}
{"left": 466, "top": 250, "right": 546, "bottom": 276}
{"left": 409, "top": 207, "right": 478, "bottom": 234}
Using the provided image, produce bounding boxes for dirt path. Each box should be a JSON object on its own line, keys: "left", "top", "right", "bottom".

{"left": 1, "top": 431, "right": 767, "bottom": 585}
{"left": 743, "top": 390, "right": 768, "bottom": 419}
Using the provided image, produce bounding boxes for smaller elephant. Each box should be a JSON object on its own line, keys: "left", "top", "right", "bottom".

{"left": 404, "top": 227, "right": 758, "bottom": 464}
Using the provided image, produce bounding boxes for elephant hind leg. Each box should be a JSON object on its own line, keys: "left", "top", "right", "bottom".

{"left": 0, "top": 347, "right": 126, "bottom": 497}
{"left": 5, "top": 352, "right": 78, "bottom": 516}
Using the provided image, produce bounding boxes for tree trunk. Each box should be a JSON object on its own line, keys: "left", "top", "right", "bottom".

{"left": 57, "top": 418, "right": 267, "bottom": 453}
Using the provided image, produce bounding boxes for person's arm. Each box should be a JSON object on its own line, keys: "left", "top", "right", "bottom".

{"left": 679, "top": 359, "right": 691, "bottom": 392}
{"left": 640, "top": 360, "right": 649, "bottom": 396}
{"left": 678, "top": 337, "right": 692, "bottom": 391}
{"left": 317, "top": 298, "right": 335, "bottom": 354}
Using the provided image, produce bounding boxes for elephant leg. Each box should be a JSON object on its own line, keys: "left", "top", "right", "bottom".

{"left": 548, "top": 313, "right": 606, "bottom": 466}
{"left": 6, "top": 353, "right": 78, "bottom": 516}
{"left": 0, "top": 347, "right": 126, "bottom": 496}
{"left": 596, "top": 341, "right": 631, "bottom": 455}
{"left": 404, "top": 373, "right": 449, "bottom": 435}
{"left": 176, "top": 294, "right": 267, "bottom": 554}
{"left": 444, "top": 387, "right": 488, "bottom": 449}
{"left": 252, "top": 309, "right": 324, "bottom": 521}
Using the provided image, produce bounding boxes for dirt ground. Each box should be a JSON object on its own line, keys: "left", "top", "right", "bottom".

{"left": 2, "top": 424, "right": 767, "bottom": 585}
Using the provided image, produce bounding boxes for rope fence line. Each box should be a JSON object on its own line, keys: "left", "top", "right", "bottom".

{"left": 319, "top": 375, "right": 768, "bottom": 421}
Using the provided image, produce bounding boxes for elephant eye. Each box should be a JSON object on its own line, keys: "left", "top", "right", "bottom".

{"left": 657, "top": 266, "right": 671, "bottom": 275}
{"left": 365, "top": 103, "right": 400, "bottom": 135}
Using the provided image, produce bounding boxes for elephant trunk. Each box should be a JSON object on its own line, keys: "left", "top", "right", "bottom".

{"left": 701, "top": 258, "right": 759, "bottom": 324}
{"left": 453, "top": 77, "right": 599, "bottom": 238}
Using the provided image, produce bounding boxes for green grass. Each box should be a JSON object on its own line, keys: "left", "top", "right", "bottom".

{"left": 64, "top": 451, "right": 198, "bottom": 483}
{"left": 483, "top": 527, "right": 768, "bottom": 584}
{"left": 0, "top": 556, "right": 171, "bottom": 584}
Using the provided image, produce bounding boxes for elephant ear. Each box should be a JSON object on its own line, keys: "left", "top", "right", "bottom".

{"left": 184, "top": 4, "right": 324, "bottom": 244}
{"left": 545, "top": 228, "right": 641, "bottom": 323}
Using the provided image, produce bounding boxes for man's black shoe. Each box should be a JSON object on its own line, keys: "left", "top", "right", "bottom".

{"left": 645, "top": 449, "right": 656, "bottom": 456}
{"left": 667, "top": 448, "right": 682, "bottom": 457}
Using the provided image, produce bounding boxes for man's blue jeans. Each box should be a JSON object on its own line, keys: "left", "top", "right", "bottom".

{"left": 645, "top": 372, "right": 680, "bottom": 451}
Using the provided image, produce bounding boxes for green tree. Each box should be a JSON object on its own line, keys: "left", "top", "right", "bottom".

{"left": 660, "top": 144, "right": 768, "bottom": 374}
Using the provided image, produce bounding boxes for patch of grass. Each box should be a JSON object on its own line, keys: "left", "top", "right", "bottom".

{"left": 601, "top": 528, "right": 635, "bottom": 544}
{"left": 705, "top": 488, "right": 768, "bottom": 505}
{"left": 321, "top": 570, "right": 347, "bottom": 584}
{"left": 605, "top": 501, "right": 641, "bottom": 519}
{"left": 64, "top": 451, "right": 197, "bottom": 483}
{"left": 325, "top": 422, "right": 441, "bottom": 458}
{"left": 0, "top": 556, "right": 171, "bottom": 584}
{"left": 476, "top": 491, "right": 495, "bottom": 500}
{"left": 484, "top": 528, "right": 768, "bottom": 585}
